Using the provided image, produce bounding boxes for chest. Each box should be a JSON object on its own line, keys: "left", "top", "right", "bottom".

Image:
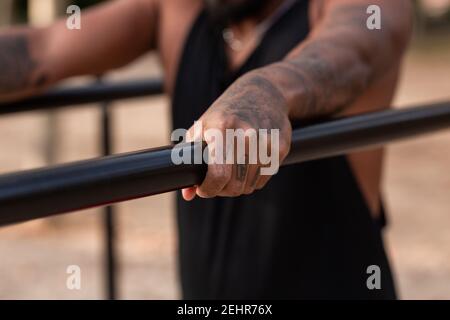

{"left": 157, "top": 2, "right": 266, "bottom": 96}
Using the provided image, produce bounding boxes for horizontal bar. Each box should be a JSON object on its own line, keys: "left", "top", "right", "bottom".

{"left": 0, "top": 101, "right": 449, "bottom": 227}
{"left": 0, "top": 79, "right": 164, "bottom": 115}
{"left": 286, "top": 101, "right": 450, "bottom": 165}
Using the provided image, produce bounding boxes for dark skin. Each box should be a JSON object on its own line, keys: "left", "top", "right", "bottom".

{"left": 0, "top": 0, "right": 412, "bottom": 215}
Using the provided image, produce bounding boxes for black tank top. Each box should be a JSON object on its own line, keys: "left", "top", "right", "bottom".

{"left": 172, "top": 0, "right": 396, "bottom": 299}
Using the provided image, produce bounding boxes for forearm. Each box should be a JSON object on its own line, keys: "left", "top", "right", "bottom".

{"left": 253, "top": 0, "right": 412, "bottom": 120}
{"left": 0, "top": 0, "right": 159, "bottom": 103}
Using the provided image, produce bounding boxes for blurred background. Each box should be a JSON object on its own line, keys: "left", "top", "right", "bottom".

{"left": 0, "top": 0, "right": 449, "bottom": 299}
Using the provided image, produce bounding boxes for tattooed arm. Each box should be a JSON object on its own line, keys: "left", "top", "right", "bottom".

{"left": 182, "top": 0, "right": 412, "bottom": 201}
{"left": 255, "top": 0, "right": 413, "bottom": 120}
{"left": 0, "top": 0, "right": 159, "bottom": 103}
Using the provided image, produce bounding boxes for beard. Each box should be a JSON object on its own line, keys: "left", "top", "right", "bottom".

{"left": 204, "top": 0, "right": 274, "bottom": 25}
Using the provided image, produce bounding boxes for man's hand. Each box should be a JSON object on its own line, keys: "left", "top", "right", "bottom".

{"left": 182, "top": 72, "right": 292, "bottom": 201}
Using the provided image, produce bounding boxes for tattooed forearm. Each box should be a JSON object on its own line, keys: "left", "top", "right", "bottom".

{"left": 254, "top": 2, "right": 411, "bottom": 120}
{"left": 0, "top": 34, "right": 38, "bottom": 94}
{"left": 276, "top": 40, "right": 371, "bottom": 118}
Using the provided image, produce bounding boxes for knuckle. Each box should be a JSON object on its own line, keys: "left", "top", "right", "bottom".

{"left": 245, "top": 128, "right": 258, "bottom": 141}
{"left": 210, "top": 165, "right": 228, "bottom": 182}
{"left": 231, "top": 190, "right": 243, "bottom": 197}
{"left": 278, "top": 142, "right": 291, "bottom": 158}
{"left": 279, "top": 139, "right": 290, "bottom": 152}
{"left": 220, "top": 115, "right": 238, "bottom": 129}
{"left": 197, "top": 188, "right": 215, "bottom": 198}
{"left": 244, "top": 187, "right": 255, "bottom": 195}
{"left": 223, "top": 184, "right": 244, "bottom": 197}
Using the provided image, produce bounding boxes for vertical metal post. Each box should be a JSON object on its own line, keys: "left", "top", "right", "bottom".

{"left": 100, "top": 91, "right": 118, "bottom": 300}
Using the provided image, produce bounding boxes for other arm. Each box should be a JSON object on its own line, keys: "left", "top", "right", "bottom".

{"left": 0, "top": 0, "right": 159, "bottom": 102}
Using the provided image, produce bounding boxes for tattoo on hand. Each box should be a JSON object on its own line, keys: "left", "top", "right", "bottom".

{"left": 236, "top": 164, "right": 249, "bottom": 182}
{"left": 223, "top": 74, "right": 288, "bottom": 130}
{"left": 250, "top": 167, "right": 260, "bottom": 188}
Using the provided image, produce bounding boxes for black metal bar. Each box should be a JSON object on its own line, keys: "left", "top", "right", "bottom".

{"left": 0, "top": 143, "right": 205, "bottom": 226}
{"left": 0, "top": 78, "right": 164, "bottom": 299}
{"left": 100, "top": 97, "right": 117, "bottom": 300}
{"left": 285, "top": 101, "right": 450, "bottom": 165}
{"left": 0, "top": 79, "right": 164, "bottom": 115}
{"left": 0, "top": 102, "right": 449, "bottom": 227}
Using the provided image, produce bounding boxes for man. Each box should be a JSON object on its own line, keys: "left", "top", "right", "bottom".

{"left": 0, "top": 0, "right": 412, "bottom": 299}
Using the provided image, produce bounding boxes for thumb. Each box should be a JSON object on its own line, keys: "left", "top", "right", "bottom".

{"left": 182, "top": 186, "right": 197, "bottom": 201}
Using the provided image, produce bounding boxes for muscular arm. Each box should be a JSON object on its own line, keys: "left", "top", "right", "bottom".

{"left": 253, "top": 0, "right": 413, "bottom": 119}
{"left": 0, "top": 0, "right": 159, "bottom": 102}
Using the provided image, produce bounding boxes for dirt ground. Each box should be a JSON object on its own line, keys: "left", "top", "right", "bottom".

{"left": 0, "top": 36, "right": 449, "bottom": 300}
